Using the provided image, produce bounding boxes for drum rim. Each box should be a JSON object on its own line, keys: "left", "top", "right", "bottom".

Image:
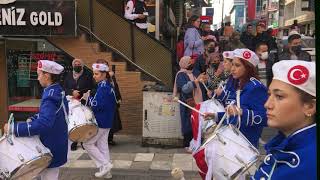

{"left": 68, "top": 123, "right": 98, "bottom": 142}
{"left": 201, "top": 124, "right": 260, "bottom": 153}
{"left": 230, "top": 155, "right": 259, "bottom": 179}
{"left": 68, "top": 123, "right": 98, "bottom": 133}
{"left": 9, "top": 153, "right": 52, "bottom": 179}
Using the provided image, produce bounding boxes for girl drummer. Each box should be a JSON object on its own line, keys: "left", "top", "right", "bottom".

{"left": 208, "top": 51, "right": 235, "bottom": 105}
{"left": 82, "top": 61, "right": 116, "bottom": 178}
{"left": 252, "top": 60, "right": 316, "bottom": 180}
{"left": 205, "top": 48, "right": 268, "bottom": 148}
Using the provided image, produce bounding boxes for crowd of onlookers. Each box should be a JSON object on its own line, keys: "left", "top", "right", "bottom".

{"left": 173, "top": 15, "right": 313, "bottom": 152}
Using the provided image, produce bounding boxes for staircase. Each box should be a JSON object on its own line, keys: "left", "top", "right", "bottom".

{"left": 48, "top": 34, "right": 145, "bottom": 135}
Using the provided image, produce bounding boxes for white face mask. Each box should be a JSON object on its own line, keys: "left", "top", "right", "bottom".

{"left": 260, "top": 51, "right": 269, "bottom": 60}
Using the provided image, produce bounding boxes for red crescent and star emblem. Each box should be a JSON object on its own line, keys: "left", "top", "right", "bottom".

{"left": 287, "top": 65, "right": 309, "bottom": 85}
{"left": 243, "top": 51, "right": 251, "bottom": 59}
{"left": 225, "top": 52, "right": 229, "bottom": 57}
{"left": 96, "top": 64, "right": 100, "bottom": 69}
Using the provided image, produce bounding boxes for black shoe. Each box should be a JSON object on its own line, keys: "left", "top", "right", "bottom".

{"left": 80, "top": 142, "right": 85, "bottom": 150}
{"left": 71, "top": 142, "right": 78, "bottom": 151}
{"left": 108, "top": 140, "right": 116, "bottom": 146}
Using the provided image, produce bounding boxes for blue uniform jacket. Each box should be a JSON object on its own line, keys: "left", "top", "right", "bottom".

{"left": 88, "top": 80, "right": 116, "bottom": 129}
{"left": 215, "top": 75, "right": 236, "bottom": 106}
{"left": 176, "top": 70, "right": 207, "bottom": 135}
{"left": 13, "top": 84, "right": 69, "bottom": 168}
{"left": 252, "top": 124, "right": 316, "bottom": 180}
{"left": 216, "top": 78, "right": 268, "bottom": 147}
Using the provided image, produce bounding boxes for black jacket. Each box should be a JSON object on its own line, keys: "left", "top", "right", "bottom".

{"left": 278, "top": 48, "right": 311, "bottom": 62}
{"left": 240, "top": 32, "right": 255, "bottom": 51}
{"left": 253, "top": 32, "right": 277, "bottom": 50}
{"left": 63, "top": 69, "right": 94, "bottom": 98}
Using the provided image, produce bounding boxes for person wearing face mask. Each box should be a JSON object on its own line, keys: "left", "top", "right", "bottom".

{"left": 206, "top": 53, "right": 227, "bottom": 91}
{"left": 278, "top": 31, "right": 311, "bottom": 62}
{"left": 194, "top": 39, "right": 218, "bottom": 73}
{"left": 63, "top": 58, "right": 94, "bottom": 151}
{"left": 255, "top": 42, "right": 272, "bottom": 86}
{"left": 173, "top": 56, "right": 208, "bottom": 152}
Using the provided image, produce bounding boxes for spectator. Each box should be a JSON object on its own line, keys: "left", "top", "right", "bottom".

{"left": 253, "top": 23, "right": 274, "bottom": 51}
{"left": 176, "top": 33, "right": 185, "bottom": 62}
{"left": 255, "top": 42, "right": 273, "bottom": 86}
{"left": 184, "top": 15, "right": 205, "bottom": 58}
{"left": 228, "top": 32, "right": 246, "bottom": 50}
{"left": 194, "top": 39, "right": 218, "bottom": 73}
{"left": 278, "top": 31, "right": 311, "bottom": 61}
{"left": 124, "top": 0, "right": 148, "bottom": 33}
{"left": 223, "top": 22, "right": 234, "bottom": 38}
{"left": 290, "top": 19, "right": 300, "bottom": 33}
{"left": 206, "top": 53, "right": 227, "bottom": 91}
{"left": 266, "top": 28, "right": 277, "bottom": 50}
{"left": 201, "top": 23, "right": 217, "bottom": 41}
{"left": 173, "top": 56, "right": 207, "bottom": 152}
{"left": 240, "top": 24, "right": 255, "bottom": 51}
{"left": 63, "top": 58, "right": 94, "bottom": 151}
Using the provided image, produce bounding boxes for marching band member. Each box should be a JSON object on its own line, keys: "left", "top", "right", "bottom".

{"left": 4, "top": 60, "right": 68, "bottom": 180}
{"left": 205, "top": 49, "right": 268, "bottom": 148}
{"left": 209, "top": 51, "right": 235, "bottom": 105}
{"left": 252, "top": 60, "right": 316, "bottom": 179}
{"left": 82, "top": 62, "right": 116, "bottom": 178}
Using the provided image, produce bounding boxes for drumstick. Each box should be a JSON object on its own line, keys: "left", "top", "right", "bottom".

{"left": 85, "top": 90, "right": 91, "bottom": 106}
{"left": 201, "top": 82, "right": 209, "bottom": 92}
{"left": 173, "top": 97, "right": 205, "bottom": 116}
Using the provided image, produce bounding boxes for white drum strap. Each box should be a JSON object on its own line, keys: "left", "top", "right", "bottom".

{"left": 236, "top": 90, "right": 241, "bottom": 129}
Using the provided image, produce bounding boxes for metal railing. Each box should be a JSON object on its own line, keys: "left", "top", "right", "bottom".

{"left": 77, "top": 0, "right": 174, "bottom": 88}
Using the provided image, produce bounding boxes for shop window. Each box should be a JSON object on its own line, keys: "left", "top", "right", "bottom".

{"left": 6, "top": 39, "right": 73, "bottom": 121}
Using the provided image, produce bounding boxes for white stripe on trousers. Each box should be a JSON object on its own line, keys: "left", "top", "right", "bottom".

{"left": 40, "top": 167, "right": 59, "bottom": 180}
{"left": 83, "top": 128, "right": 110, "bottom": 168}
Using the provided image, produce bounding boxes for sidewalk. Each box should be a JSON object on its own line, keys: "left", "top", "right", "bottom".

{"left": 61, "top": 135, "right": 201, "bottom": 179}
{"left": 60, "top": 127, "right": 277, "bottom": 179}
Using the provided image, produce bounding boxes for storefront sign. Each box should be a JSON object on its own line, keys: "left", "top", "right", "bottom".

{"left": 0, "top": 0, "right": 76, "bottom": 36}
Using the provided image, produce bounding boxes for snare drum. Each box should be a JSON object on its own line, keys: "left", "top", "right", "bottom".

{"left": 197, "top": 124, "right": 259, "bottom": 180}
{"left": 68, "top": 99, "right": 98, "bottom": 142}
{"left": 0, "top": 135, "right": 52, "bottom": 180}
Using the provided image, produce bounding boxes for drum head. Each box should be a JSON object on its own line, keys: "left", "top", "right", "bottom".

{"left": 69, "top": 124, "right": 98, "bottom": 142}
{"left": 11, "top": 154, "right": 52, "bottom": 180}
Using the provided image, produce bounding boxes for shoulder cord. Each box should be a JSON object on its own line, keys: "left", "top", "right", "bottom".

{"left": 57, "top": 91, "right": 69, "bottom": 124}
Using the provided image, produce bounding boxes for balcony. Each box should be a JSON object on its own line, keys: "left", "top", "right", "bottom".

{"left": 284, "top": 11, "right": 315, "bottom": 27}
{"left": 285, "top": 0, "right": 295, "bottom": 6}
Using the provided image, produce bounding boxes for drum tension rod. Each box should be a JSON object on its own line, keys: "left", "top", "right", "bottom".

{"left": 0, "top": 168, "right": 10, "bottom": 179}
{"left": 231, "top": 126, "right": 240, "bottom": 136}
{"left": 235, "top": 154, "right": 245, "bottom": 165}
{"left": 36, "top": 146, "right": 43, "bottom": 154}
{"left": 6, "top": 137, "right": 14, "bottom": 146}
{"left": 219, "top": 168, "right": 229, "bottom": 178}
{"left": 216, "top": 134, "right": 226, "bottom": 145}
{"left": 18, "top": 154, "right": 25, "bottom": 162}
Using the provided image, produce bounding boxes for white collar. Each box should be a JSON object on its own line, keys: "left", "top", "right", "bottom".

{"left": 44, "top": 83, "right": 59, "bottom": 91}
{"left": 289, "top": 123, "right": 316, "bottom": 137}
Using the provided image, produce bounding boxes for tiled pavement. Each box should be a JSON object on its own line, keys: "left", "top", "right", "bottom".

{"left": 64, "top": 150, "right": 200, "bottom": 172}
{"left": 60, "top": 127, "right": 277, "bottom": 179}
